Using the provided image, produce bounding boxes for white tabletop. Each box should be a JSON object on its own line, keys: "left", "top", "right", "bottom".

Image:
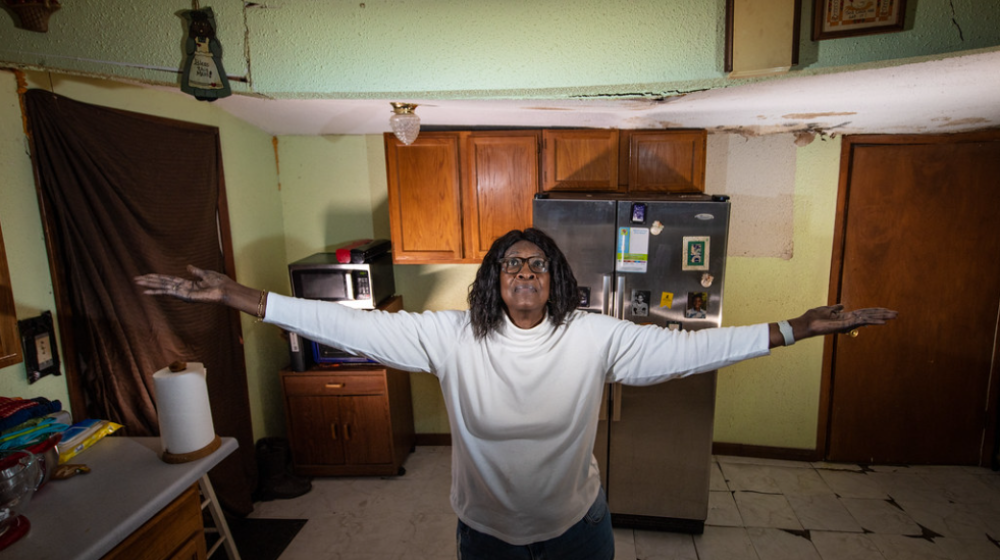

{"left": 10, "top": 436, "right": 238, "bottom": 560}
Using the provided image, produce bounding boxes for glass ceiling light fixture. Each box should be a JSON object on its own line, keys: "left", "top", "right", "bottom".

{"left": 389, "top": 103, "right": 420, "bottom": 145}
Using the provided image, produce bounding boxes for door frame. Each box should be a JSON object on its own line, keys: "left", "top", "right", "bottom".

{"left": 817, "top": 131, "right": 1000, "bottom": 467}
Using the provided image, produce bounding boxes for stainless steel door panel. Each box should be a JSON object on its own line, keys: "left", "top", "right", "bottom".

{"left": 615, "top": 200, "right": 730, "bottom": 329}
{"left": 606, "top": 199, "right": 728, "bottom": 528}
{"left": 607, "top": 373, "right": 717, "bottom": 520}
{"left": 535, "top": 195, "right": 730, "bottom": 530}
{"left": 533, "top": 198, "right": 617, "bottom": 313}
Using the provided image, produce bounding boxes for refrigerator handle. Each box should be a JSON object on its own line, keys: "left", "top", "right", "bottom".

{"left": 614, "top": 275, "right": 626, "bottom": 320}
{"left": 598, "top": 383, "right": 609, "bottom": 421}
{"left": 601, "top": 274, "right": 612, "bottom": 316}
{"left": 610, "top": 275, "right": 626, "bottom": 421}
{"left": 611, "top": 383, "right": 623, "bottom": 422}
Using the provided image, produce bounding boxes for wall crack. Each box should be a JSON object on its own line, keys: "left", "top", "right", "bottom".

{"left": 238, "top": 3, "right": 254, "bottom": 91}
{"left": 948, "top": 0, "right": 965, "bottom": 41}
{"left": 572, "top": 88, "right": 712, "bottom": 102}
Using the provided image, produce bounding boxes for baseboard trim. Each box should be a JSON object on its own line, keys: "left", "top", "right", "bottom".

{"left": 712, "top": 441, "right": 821, "bottom": 463}
{"left": 416, "top": 433, "right": 452, "bottom": 446}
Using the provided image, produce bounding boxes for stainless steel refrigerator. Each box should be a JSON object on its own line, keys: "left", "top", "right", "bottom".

{"left": 533, "top": 192, "right": 731, "bottom": 533}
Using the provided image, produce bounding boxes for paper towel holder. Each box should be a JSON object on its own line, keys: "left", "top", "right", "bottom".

{"left": 159, "top": 360, "right": 222, "bottom": 464}
{"left": 162, "top": 434, "right": 222, "bottom": 464}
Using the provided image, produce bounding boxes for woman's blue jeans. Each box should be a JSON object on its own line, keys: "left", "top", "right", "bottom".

{"left": 456, "top": 489, "right": 614, "bottom": 560}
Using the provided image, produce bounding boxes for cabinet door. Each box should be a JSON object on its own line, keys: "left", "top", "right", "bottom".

{"left": 102, "top": 485, "right": 205, "bottom": 560}
{"left": 286, "top": 395, "right": 346, "bottom": 466}
{"left": 624, "top": 130, "right": 706, "bottom": 193}
{"left": 464, "top": 132, "right": 541, "bottom": 259}
{"left": 0, "top": 219, "right": 20, "bottom": 369}
{"left": 342, "top": 394, "right": 394, "bottom": 466}
{"left": 542, "top": 129, "right": 620, "bottom": 192}
{"left": 385, "top": 132, "right": 466, "bottom": 263}
{"left": 165, "top": 535, "right": 206, "bottom": 560}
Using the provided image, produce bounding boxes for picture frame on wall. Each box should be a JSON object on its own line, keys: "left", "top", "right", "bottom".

{"left": 813, "top": 0, "right": 907, "bottom": 41}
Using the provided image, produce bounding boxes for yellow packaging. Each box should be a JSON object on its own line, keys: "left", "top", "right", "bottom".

{"left": 57, "top": 420, "right": 123, "bottom": 464}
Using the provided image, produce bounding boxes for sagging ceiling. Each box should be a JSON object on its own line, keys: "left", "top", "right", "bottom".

{"left": 210, "top": 49, "right": 1000, "bottom": 138}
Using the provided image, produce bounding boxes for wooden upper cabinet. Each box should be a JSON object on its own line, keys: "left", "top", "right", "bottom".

{"left": 542, "top": 129, "right": 621, "bottom": 192}
{"left": 385, "top": 131, "right": 539, "bottom": 264}
{"left": 385, "top": 128, "right": 706, "bottom": 264}
{"left": 464, "top": 131, "right": 541, "bottom": 260}
{"left": 621, "top": 130, "right": 707, "bottom": 193}
{"left": 385, "top": 132, "right": 466, "bottom": 263}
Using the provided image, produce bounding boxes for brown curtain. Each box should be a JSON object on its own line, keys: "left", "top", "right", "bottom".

{"left": 24, "top": 89, "right": 256, "bottom": 514}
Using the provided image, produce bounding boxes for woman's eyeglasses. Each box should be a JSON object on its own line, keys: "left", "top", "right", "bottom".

{"left": 499, "top": 256, "right": 550, "bottom": 274}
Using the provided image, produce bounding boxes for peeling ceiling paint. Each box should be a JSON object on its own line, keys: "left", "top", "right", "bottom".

{"left": 206, "top": 50, "right": 1000, "bottom": 137}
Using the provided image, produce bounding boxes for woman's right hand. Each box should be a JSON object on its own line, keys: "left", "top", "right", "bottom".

{"left": 134, "top": 265, "right": 235, "bottom": 305}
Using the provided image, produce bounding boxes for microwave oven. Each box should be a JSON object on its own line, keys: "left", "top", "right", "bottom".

{"left": 288, "top": 242, "right": 395, "bottom": 310}
{"left": 287, "top": 240, "right": 396, "bottom": 368}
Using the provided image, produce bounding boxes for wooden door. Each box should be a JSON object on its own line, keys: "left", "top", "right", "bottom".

{"left": 824, "top": 132, "right": 1000, "bottom": 465}
{"left": 542, "top": 129, "right": 620, "bottom": 191}
{"left": 464, "top": 131, "right": 541, "bottom": 259}
{"left": 622, "top": 130, "right": 707, "bottom": 193}
{"left": 385, "top": 132, "right": 466, "bottom": 263}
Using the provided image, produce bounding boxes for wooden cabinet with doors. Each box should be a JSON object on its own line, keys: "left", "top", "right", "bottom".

{"left": 386, "top": 128, "right": 707, "bottom": 264}
{"left": 463, "top": 131, "right": 542, "bottom": 260}
{"left": 0, "top": 218, "right": 22, "bottom": 369}
{"left": 101, "top": 484, "right": 205, "bottom": 560}
{"left": 619, "top": 129, "right": 707, "bottom": 193}
{"left": 542, "top": 129, "right": 621, "bottom": 192}
{"left": 385, "top": 132, "right": 465, "bottom": 263}
{"left": 542, "top": 128, "right": 706, "bottom": 193}
{"left": 280, "top": 364, "right": 415, "bottom": 477}
{"left": 384, "top": 131, "right": 540, "bottom": 264}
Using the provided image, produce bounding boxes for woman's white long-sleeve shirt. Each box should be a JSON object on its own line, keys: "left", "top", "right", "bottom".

{"left": 265, "top": 293, "right": 770, "bottom": 545}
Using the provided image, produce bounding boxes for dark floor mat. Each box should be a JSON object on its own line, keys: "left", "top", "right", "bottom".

{"left": 207, "top": 515, "right": 308, "bottom": 560}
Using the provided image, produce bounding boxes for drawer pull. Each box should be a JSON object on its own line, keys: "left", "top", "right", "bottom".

{"left": 325, "top": 383, "right": 344, "bottom": 389}
{"left": 344, "top": 424, "right": 351, "bottom": 440}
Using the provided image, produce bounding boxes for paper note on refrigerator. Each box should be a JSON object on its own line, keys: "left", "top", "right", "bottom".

{"left": 660, "top": 292, "right": 674, "bottom": 308}
{"left": 617, "top": 227, "right": 649, "bottom": 273}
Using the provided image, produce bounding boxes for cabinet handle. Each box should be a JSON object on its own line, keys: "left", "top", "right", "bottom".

{"left": 331, "top": 423, "right": 338, "bottom": 440}
{"left": 325, "top": 383, "right": 344, "bottom": 389}
{"left": 344, "top": 424, "right": 351, "bottom": 440}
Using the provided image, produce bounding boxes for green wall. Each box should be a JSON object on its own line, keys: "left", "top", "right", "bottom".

{"left": 0, "top": 71, "right": 69, "bottom": 407}
{"left": 713, "top": 135, "right": 842, "bottom": 448}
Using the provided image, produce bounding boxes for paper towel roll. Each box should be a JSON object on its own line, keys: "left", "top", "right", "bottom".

{"left": 153, "top": 361, "right": 217, "bottom": 458}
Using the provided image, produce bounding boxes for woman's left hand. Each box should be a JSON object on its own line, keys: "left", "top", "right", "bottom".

{"left": 796, "top": 304, "right": 898, "bottom": 338}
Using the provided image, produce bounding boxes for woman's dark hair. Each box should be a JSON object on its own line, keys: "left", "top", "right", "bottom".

{"left": 468, "top": 228, "right": 578, "bottom": 339}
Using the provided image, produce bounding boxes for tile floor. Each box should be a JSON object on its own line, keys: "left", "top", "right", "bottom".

{"left": 249, "top": 447, "right": 1000, "bottom": 560}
